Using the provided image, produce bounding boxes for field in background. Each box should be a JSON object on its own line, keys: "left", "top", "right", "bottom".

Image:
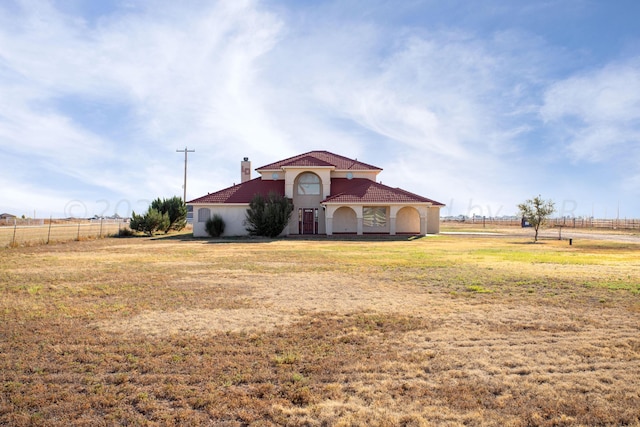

{"left": 0, "top": 220, "right": 126, "bottom": 247}
{"left": 442, "top": 216, "right": 640, "bottom": 230}
{"left": 1, "top": 233, "right": 639, "bottom": 426}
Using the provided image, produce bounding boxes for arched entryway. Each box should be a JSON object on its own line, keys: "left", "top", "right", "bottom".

{"left": 294, "top": 172, "right": 323, "bottom": 234}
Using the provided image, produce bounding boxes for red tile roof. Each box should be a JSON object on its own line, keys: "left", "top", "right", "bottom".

{"left": 257, "top": 151, "right": 382, "bottom": 171}
{"left": 188, "top": 178, "right": 285, "bottom": 204}
{"left": 188, "top": 152, "right": 443, "bottom": 206}
{"left": 323, "top": 178, "right": 444, "bottom": 205}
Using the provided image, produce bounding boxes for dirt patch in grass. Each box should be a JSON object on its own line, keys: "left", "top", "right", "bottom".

{"left": 97, "top": 308, "right": 304, "bottom": 336}
{"left": 1, "top": 235, "right": 639, "bottom": 426}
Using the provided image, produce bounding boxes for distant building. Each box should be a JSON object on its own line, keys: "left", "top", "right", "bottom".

{"left": 0, "top": 213, "right": 16, "bottom": 225}
{"left": 188, "top": 151, "right": 444, "bottom": 237}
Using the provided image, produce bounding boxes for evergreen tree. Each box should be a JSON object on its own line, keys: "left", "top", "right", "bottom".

{"left": 151, "top": 196, "right": 187, "bottom": 232}
{"left": 245, "top": 192, "right": 293, "bottom": 237}
{"left": 130, "top": 208, "right": 170, "bottom": 236}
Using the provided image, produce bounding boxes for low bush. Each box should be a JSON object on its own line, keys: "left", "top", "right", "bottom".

{"left": 117, "top": 227, "right": 136, "bottom": 237}
{"left": 205, "top": 214, "right": 225, "bottom": 237}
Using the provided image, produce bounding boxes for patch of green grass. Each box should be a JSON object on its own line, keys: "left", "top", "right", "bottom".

{"left": 472, "top": 248, "right": 600, "bottom": 265}
{"left": 273, "top": 350, "right": 300, "bottom": 365}
{"left": 466, "top": 284, "right": 493, "bottom": 293}
{"left": 586, "top": 281, "right": 640, "bottom": 294}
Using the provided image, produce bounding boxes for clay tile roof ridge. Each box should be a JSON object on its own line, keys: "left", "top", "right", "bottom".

{"left": 256, "top": 150, "right": 382, "bottom": 171}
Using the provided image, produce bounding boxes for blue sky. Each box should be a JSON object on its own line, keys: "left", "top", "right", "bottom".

{"left": 1, "top": 0, "right": 639, "bottom": 219}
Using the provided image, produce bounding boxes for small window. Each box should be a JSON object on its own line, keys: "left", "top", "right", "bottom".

{"left": 297, "top": 173, "right": 320, "bottom": 195}
{"left": 198, "top": 208, "right": 211, "bottom": 223}
{"left": 363, "top": 207, "right": 387, "bottom": 227}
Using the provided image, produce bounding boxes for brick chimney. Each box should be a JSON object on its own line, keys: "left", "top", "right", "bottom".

{"left": 241, "top": 157, "right": 251, "bottom": 183}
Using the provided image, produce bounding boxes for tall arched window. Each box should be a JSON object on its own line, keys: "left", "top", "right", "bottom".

{"left": 297, "top": 173, "right": 320, "bottom": 195}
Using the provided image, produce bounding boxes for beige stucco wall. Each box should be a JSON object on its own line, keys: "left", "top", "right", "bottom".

{"left": 282, "top": 167, "right": 333, "bottom": 199}
{"left": 286, "top": 171, "right": 327, "bottom": 235}
{"left": 331, "top": 171, "right": 378, "bottom": 181}
{"left": 326, "top": 204, "right": 441, "bottom": 236}
{"left": 395, "top": 206, "right": 420, "bottom": 234}
{"left": 191, "top": 203, "right": 441, "bottom": 237}
{"left": 332, "top": 206, "right": 357, "bottom": 233}
{"left": 427, "top": 206, "right": 440, "bottom": 234}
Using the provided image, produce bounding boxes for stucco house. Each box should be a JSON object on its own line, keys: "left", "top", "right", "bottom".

{"left": 188, "top": 151, "right": 444, "bottom": 237}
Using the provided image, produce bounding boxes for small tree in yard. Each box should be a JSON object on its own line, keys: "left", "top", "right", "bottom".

{"left": 129, "top": 208, "right": 170, "bottom": 236}
{"left": 151, "top": 196, "right": 187, "bottom": 233}
{"left": 518, "top": 195, "right": 555, "bottom": 242}
{"left": 245, "top": 192, "right": 294, "bottom": 238}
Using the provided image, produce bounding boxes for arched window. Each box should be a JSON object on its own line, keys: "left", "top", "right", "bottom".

{"left": 198, "top": 208, "right": 211, "bottom": 223}
{"left": 297, "top": 173, "right": 320, "bottom": 195}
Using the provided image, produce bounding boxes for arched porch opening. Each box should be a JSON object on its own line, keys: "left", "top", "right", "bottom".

{"left": 332, "top": 206, "right": 357, "bottom": 234}
{"left": 396, "top": 206, "right": 420, "bottom": 234}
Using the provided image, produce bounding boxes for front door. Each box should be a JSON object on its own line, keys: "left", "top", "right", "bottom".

{"left": 302, "top": 209, "right": 315, "bottom": 234}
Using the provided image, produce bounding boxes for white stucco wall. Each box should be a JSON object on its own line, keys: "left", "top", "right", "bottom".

{"left": 192, "top": 205, "right": 250, "bottom": 237}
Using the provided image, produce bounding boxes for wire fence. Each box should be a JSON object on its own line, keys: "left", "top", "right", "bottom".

{"left": 0, "top": 219, "right": 128, "bottom": 248}
{"left": 442, "top": 217, "right": 640, "bottom": 230}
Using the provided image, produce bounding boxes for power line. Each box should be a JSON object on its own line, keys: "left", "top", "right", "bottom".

{"left": 176, "top": 147, "right": 195, "bottom": 202}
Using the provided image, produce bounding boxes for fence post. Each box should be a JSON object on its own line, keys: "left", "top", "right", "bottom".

{"left": 11, "top": 218, "right": 17, "bottom": 247}
{"left": 47, "top": 216, "right": 53, "bottom": 244}
{"left": 100, "top": 218, "right": 103, "bottom": 238}
{"left": 77, "top": 223, "right": 81, "bottom": 241}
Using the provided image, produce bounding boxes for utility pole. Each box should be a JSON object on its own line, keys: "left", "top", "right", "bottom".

{"left": 176, "top": 147, "right": 195, "bottom": 202}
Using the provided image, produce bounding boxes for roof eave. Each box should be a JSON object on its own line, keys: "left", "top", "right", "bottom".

{"left": 321, "top": 200, "right": 440, "bottom": 205}
{"left": 187, "top": 202, "right": 249, "bottom": 206}
{"left": 254, "top": 168, "right": 283, "bottom": 173}
{"left": 282, "top": 165, "right": 336, "bottom": 168}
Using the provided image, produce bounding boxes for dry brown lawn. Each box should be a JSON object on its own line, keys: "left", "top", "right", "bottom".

{"left": 1, "top": 232, "right": 639, "bottom": 426}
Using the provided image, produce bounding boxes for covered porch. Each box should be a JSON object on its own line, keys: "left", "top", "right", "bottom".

{"left": 323, "top": 204, "right": 440, "bottom": 236}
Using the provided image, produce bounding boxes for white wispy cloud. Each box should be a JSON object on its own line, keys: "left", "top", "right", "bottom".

{"left": 541, "top": 59, "right": 640, "bottom": 162}
{"left": 0, "top": 0, "right": 288, "bottom": 215}
{"left": 0, "top": 0, "right": 638, "bottom": 217}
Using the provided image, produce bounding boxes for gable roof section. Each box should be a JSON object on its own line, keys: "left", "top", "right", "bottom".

{"left": 281, "top": 155, "right": 335, "bottom": 168}
{"left": 256, "top": 151, "right": 382, "bottom": 171}
{"left": 323, "top": 178, "right": 444, "bottom": 205}
{"left": 188, "top": 178, "right": 285, "bottom": 204}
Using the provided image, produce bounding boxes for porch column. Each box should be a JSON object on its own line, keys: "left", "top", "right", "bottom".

{"left": 389, "top": 206, "right": 401, "bottom": 236}
{"left": 420, "top": 211, "right": 428, "bottom": 235}
{"left": 326, "top": 216, "right": 333, "bottom": 236}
